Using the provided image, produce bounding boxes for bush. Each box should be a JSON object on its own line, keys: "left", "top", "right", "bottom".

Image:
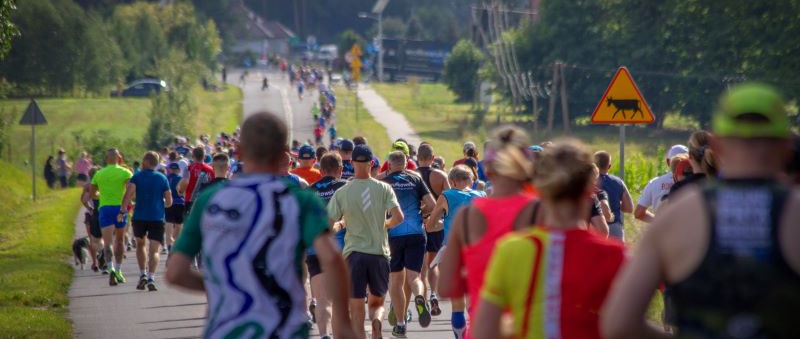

{"left": 444, "top": 40, "right": 484, "bottom": 102}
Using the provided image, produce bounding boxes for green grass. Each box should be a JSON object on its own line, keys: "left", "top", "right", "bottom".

{"left": 0, "top": 86, "right": 242, "bottom": 168}
{"left": 0, "top": 160, "right": 80, "bottom": 339}
{"left": 333, "top": 86, "right": 391, "bottom": 157}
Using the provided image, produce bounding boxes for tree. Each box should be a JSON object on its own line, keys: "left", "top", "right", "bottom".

{"left": 337, "top": 29, "right": 365, "bottom": 58}
{"left": 367, "top": 16, "right": 406, "bottom": 39}
{"left": 444, "top": 40, "right": 485, "bottom": 102}
{"left": 0, "top": 0, "right": 19, "bottom": 59}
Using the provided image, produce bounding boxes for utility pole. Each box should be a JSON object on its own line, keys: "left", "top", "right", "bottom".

{"left": 559, "top": 62, "right": 570, "bottom": 135}
{"left": 377, "top": 11, "right": 384, "bottom": 82}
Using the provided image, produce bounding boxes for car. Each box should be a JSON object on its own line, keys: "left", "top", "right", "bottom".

{"left": 112, "top": 79, "right": 167, "bottom": 97}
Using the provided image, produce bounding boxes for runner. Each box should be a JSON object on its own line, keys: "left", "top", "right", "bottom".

{"left": 89, "top": 148, "right": 133, "bottom": 286}
{"left": 426, "top": 165, "right": 485, "bottom": 337}
{"left": 164, "top": 163, "right": 185, "bottom": 255}
{"left": 328, "top": 144, "right": 404, "bottom": 339}
{"left": 594, "top": 151, "right": 634, "bottom": 240}
{"left": 121, "top": 151, "right": 172, "bottom": 292}
{"left": 602, "top": 83, "right": 800, "bottom": 339}
{"left": 379, "top": 141, "right": 418, "bottom": 173}
{"left": 668, "top": 130, "right": 717, "bottom": 196}
{"left": 415, "top": 143, "right": 450, "bottom": 317}
{"left": 338, "top": 139, "right": 355, "bottom": 180}
{"left": 353, "top": 136, "right": 381, "bottom": 177}
{"left": 633, "top": 144, "right": 688, "bottom": 222}
{"left": 452, "top": 142, "right": 478, "bottom": 167}
{"left": 291, "top": 145, "right": 323, "bottom": 184}
{"left": 166, "top": 112, "right": 356, "bottom": 339}
{"left": 472, "top": 139, "right": 626, "bottom": 339}
{"left": 178, "top": 147, "right": 214, "bottom": 216}
{"left": 439, "top": 125, "right": 536, "bottom": 339}
{"left": 298, "top": 79, "right": 305, "bottom": 100}
{"left": 80, "top": 167, "right": 102, "bottom": 272}
{"left": 308, "top": 153, "right": 349, "bottom": 339}
{"left": 381, "top": 151, "right": 436, "bottom": 337}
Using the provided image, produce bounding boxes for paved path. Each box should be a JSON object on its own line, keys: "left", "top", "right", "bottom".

{"left": 356, "top": 85, "right": 422, "bottom": 147}
{"left": 67, "top": 72, "right": 456, "bottom": 339}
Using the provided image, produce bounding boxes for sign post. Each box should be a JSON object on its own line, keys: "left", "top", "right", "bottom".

{"left": 19, "top": 98, "right": 48, "bottom": 201}
{"left": 590, "top": 67, "right": 654, "bottom": 179}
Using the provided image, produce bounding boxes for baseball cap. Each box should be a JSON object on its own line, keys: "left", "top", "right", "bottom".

{"left": 340, "top": 139, "right": 355, "bottom": 152}
{"left": 528, "top": 145, "right": 544, "bottom": 153}
{"left": 392, "top": 141, "right": 410, "bottom": 155}
{"left": 298, "top": 145, "right": 315, "bottom": 160}
{"left": 463, "top": 141, "right": 477, "bottom": 152}
{"left": 667, "top": 144, "right": 688, "bottom": 159}
{"left": 713, "top": 82, "right": 789, "bottom": 138}
{"left": 168, "top": 163, "right": 180, "bottom": 170}
{"left": 352, "top": 144, "right": 374, "bottom": 162}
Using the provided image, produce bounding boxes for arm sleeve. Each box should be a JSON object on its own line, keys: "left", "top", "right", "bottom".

{"left": 296, "top": 189, "right": 330, "bottom": 249}
{"left": 327, "top": 190, "right": 344, "bottom": 221}
{"left": 481, "top": 239, "right": 512, "bottom": 307}
{"left": 384, "top": 184, "right": 400, "bottom": 210}
{"left": 637, "top": 182, "right": 653, "bottom": 207}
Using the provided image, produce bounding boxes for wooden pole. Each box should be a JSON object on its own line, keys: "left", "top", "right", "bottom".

{"left": 559, "top": 62, "right": 570, "bottom": 135}
{"left": 31, "top": 124, "right": 36, "bottom": 201}
{"left": 532, "top": 85, "right": 539, "bottom": 136}
{"left": 546, "top": 61, "right": 559, "bottom": 137}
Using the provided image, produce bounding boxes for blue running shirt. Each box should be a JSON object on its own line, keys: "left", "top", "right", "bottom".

{"left": 381, "top": 171, "right": 431, "bottom": 237}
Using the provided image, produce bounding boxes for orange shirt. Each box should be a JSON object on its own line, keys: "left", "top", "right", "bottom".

{"left": 291, "top": 166, "right": 322, "bottom": 185}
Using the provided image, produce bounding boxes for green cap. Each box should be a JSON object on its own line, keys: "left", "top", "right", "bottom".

{"left": 712, "top": 82, "right": 789, "bottom": 138}
{"left": 392, "top": 141, "right": 410, "bottom": 155}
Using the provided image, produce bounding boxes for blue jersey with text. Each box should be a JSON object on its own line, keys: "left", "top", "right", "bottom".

{"left": 307, "top": 176, "right": 348, "bottom": 255}
{"left": 341, "top": 160, "right": 355, "bottom": 180}
{"left": 382, "top": 171, "right": 431, "bottom": 237}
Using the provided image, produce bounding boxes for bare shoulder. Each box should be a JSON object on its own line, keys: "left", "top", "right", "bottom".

{"left": 780, "top": 188, "right": 800, "bottom": 272}
{"left": 652, "top": 185, "right": 710, "bottom": 283}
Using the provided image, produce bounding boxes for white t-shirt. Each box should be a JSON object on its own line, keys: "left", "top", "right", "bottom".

{"left": 637, "top": 173, "right": 674, "bottom": 212}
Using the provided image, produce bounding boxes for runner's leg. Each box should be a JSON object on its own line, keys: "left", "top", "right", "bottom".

{"left": 310, "top": 273, "right": 331, "bottom": 335}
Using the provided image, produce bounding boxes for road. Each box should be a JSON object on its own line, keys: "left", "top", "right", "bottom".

{"left": 68, "top": 70, "right": 457, "bottom": 339}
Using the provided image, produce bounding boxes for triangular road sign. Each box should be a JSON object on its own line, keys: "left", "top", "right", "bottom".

{"left": 19, "top": 98, "right": 47, "bottom": 125}
{"left": 591, "top": 67, "right": 654, "bottom": 124}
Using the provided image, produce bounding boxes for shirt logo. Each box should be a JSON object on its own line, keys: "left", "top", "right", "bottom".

{"left": 361, "top": 188, "right": 372, "bottom": 212}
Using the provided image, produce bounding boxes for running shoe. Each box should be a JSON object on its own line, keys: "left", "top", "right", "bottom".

{"left": 91, "top": 264, "right": 99, "bottom": 273}
{"left": 387, "top": 303, "right": 396, "bottom": 326}
{"left": 371, "top": 319, "right": 383, "bottom": 339}
{"left": 391, "top": 324, "right": 407, "bottom": 338}
{"left": 406, "top": 310, "right": 412, "bottom": 323}
{"left": 113, "top": 269, "right": 126, "bottom": 284}
{"left": 108, "top": 268, "right": 118, "bottom": 286}
{"left": 146, "top": 279, "right": 158, "bottom": 291}
{"left": 309, "top": 301, "right": 317, "bottom": 323}
{"left": 136, "top": 275, "right": 147, "bottom": 290}
{"left": 415, "top": 295, "right": 431, "bottom": 328}
{"left": 453, "top": 326, "right": 465, "bottom": 339}
{"left": 430, "top": 297, "right": 442, "bottom": 316}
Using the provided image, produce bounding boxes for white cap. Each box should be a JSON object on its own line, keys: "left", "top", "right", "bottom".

{"left": 667, "top": 144, "right": 689, "bottom": 159}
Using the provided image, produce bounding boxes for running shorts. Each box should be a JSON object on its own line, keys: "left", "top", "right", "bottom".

{"left": 389, "top": 234, "right": 427, "bottom": 273}
{"left": 165, "top": 204, "right": 186, "bottom": 224}
{"left": 347, "top": 252, "right": 390, "bottom": 299}
{"left": 306, "top": 255, "right": 322, "bottom": 278}
{"left": 85, "top": 211, "right": 102, "bottom": 238}
{"left": 425, "top": 230, "right": 444, "bottom": 253}
{"left": 99, "top": 206, "right": 127, "bottom": 229}
{"left": 132, "top": 220, "right": 165, "bottom": 242}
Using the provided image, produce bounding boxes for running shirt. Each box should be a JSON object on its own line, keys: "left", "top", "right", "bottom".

{"left": 172, "top": 174, "right": 329, "bottom": 339}
{"left": 418, "top": 167, "right": 439, "bottom": 199}
{"left": 638, "top": 173, "right": 673, "bottom": 212}
{"left": 481, "top": 227, "right": 626, "bottom": 339}
{"left": 185, "top": 162, "right": 214, "bottom": 202}
{"left": 341, "top": 160, "right": 354, "bottom": 180}
{"left": 92, "top": 164, "right": 133, "bottom": 207}
{"left": 441, "top": 188, "right": 485, "bottom": 240}
{"left": 669, "top": 179, "right": 800, "bottom": 339}
{"left": 308, "top": 176, "right": 348, "bottom": 255}
{"left": 129, "top": 169, "right": 170, "bottom": 222}
{"left": 381, "top": 171, "right": 431, "bottom": 237}
{"left": 167, "top": 173, "right": 185, "bottom": 205}
{"left": 291, "top": 166, "right": 322, "bottom": 185}
{"left": 599, "top": 173, "right": 627, "bottom": 225}
{"left": 328, "top": 178, "right": 399, "bottom": 258}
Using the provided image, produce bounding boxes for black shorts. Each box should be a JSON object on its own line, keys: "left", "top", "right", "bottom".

{"left": 132, "top": 220, "right": 165, "bottom": 242}
{"left": 425, "top": 230, "right": 444, "bottom": 253}
{"left": 184, "top": 201, "right": 194, "bottom": 217}
{"left": 389, "top": 234, "right": 426, "bottom": 273}
{"left": 306, "top": 255, "right": 322, "bottom": 278}
{"left": 347, "top": 252, "right": 390, "bottom": 299}
{"left": 86, "top": 211, "right": 101, "bottom": 238}
{"left": 76, "top": 173, "right": 88, "bottom": 182}
{"left": 165, "top": 204, "right": 186, "bottom": 224}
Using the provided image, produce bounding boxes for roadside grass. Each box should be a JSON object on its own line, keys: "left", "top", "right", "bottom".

{"left": 0, "top": 86, "right": 242, "bottom": 167}
{"left": 333, "top": 86, "right": 391, "bottom": 157}
{"left": 0, "top": 160, "right": 79, "bottom": 339}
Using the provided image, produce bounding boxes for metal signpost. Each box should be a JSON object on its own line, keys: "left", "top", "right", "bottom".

{"left": 590, "top": 67, "right": 655, "bottom": 179}
{"left": 19, "top": 98, "right": 48, "bottom": 201}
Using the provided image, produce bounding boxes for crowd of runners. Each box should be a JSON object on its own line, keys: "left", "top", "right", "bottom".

{"left": 74, "top": 81, "right": 800, "bottom": 339}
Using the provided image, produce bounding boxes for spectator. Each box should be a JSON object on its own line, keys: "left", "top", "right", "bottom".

{"left": 634, "top": 144, "right": 688, "bottom": 222}
{"left": 594, "top": 151, "right": 634, "bottom": 240}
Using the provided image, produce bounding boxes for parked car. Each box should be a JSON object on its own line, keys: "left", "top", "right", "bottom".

{"left": 112, "top": 79, "right": 167, "bottom": 97}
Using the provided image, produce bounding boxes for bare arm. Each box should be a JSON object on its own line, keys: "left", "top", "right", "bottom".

{"left": 438, "top": 208, "right": 467, "bottom": 298}
{"left": 590, "top": 215, "right": 610, "bottom": 237}
{"left": 385, "top": 206, "right": 404, "bottom": 229}
{"left": 177, "top": 178, "right": 188, "bottom": 195}
{"left": 166, "top": 253, "right": 205, "bottom": 292}
{"left": 420, "top": 193, "right": 436, "bottom": 215}
{"left": 601, "top": 199, "right": 614, "bottom": 223}
{"left": 163, "top": 189, "right": 173, "bottom": 208}
{"left": 621, "top": 188, "right": 634, "bottom": 214}
{"left": 120, "top": 182, "right": 135, "bottom": 216}
{"left": 472, "top": 299, "right": 507, "bottom": 339}
{"left": 426, "top": 195, "right": 448, "bottom": 231}
{"left": 81, "top": 186, "right": 93, "bottom": 210}
{"left": 634, "top": 205, "right": 655, "bottom": 223}
{"left": 313, "top": 234, "right": 357, "bottom": 338}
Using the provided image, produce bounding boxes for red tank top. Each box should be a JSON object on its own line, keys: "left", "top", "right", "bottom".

{"left": 461, "top": 193, "right": 536, "bottom": 326}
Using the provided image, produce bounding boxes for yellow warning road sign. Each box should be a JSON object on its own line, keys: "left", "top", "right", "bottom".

{"left": 349, "top": 44, "right": 363, "bottom": 81}
{"left": 591, "top": 67, "right": 654, "bottom": 124}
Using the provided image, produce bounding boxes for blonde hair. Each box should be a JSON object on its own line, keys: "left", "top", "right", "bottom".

{"left": 533, "top": 139, "right": 595, "bottom": 201}
{"left": 688, "top": 130, "right": 717, "bottom": 177}
{"left": 448, "top": 165, "right": 474, "bottom": 183}
{"left": 485, "top": 125, "right": 533, "bottom": 182}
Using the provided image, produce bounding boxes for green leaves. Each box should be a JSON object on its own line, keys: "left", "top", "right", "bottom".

{"left": 444, "top": 40, "right": 485, "bottom": 102}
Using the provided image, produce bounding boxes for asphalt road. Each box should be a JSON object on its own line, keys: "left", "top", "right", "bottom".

{"left": 68, "top": 70, "right": 457, "bottom": 339}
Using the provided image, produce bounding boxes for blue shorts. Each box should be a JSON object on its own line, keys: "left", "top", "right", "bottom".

{"left": 99, "top": 206, "right": 127, "bottom": 229}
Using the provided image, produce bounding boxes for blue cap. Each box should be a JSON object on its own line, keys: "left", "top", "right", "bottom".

{"left": 528, "top": 145, "right": 544, "bottom": 153}
{"left": 340, "top": 139, "right": 355, "bottom": 152}
{"left": 298, "top": 145, "right": 315, "bottom": 159}
{"left": 352, "top": 144, "right": 374, "bottom": 162}
{"left": 168, "top": 162, "right": 180, "bottom": 170}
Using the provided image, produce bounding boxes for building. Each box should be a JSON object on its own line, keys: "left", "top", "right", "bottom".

{"left": 229, "top": 3, "right": 296, "bottom": 60}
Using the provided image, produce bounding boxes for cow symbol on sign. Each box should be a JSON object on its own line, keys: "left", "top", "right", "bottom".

{"left": 606, "top": 97, "right": 643, "bottom": 120}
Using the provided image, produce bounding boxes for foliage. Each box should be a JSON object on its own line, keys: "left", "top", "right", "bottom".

{"left": 337, "top": 29, "right": 366, "bottom": 59}
{"left": 333, "top": 87, "right": 391, "bottom": 158}
{"left": 405, "top": 6, "right": 461, "bottom": 43}
{"left": 444, "top": 40, "right": 485, "bottom": 102}
{"left": 0, "top": 0, "right": 18, "bottom": 59}
{"left": 0, "top": 105, "right": 13, "bottom": 158}
{"left": 502, "top": 0, "right": 800, "bottom": 127}
{"left": 367, "top": 16, "right": 407, "bottom": 40}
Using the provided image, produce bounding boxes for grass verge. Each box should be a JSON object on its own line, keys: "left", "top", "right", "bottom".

{"left": 333, "top": 86, "right": 391, "bottom": 157}
{"left": 0, "top": 160, "right": 80, "bottom": 339}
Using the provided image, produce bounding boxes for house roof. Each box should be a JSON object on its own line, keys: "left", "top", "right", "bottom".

{"left": 235, "top": 2, "right": 296, "bottom": 40}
